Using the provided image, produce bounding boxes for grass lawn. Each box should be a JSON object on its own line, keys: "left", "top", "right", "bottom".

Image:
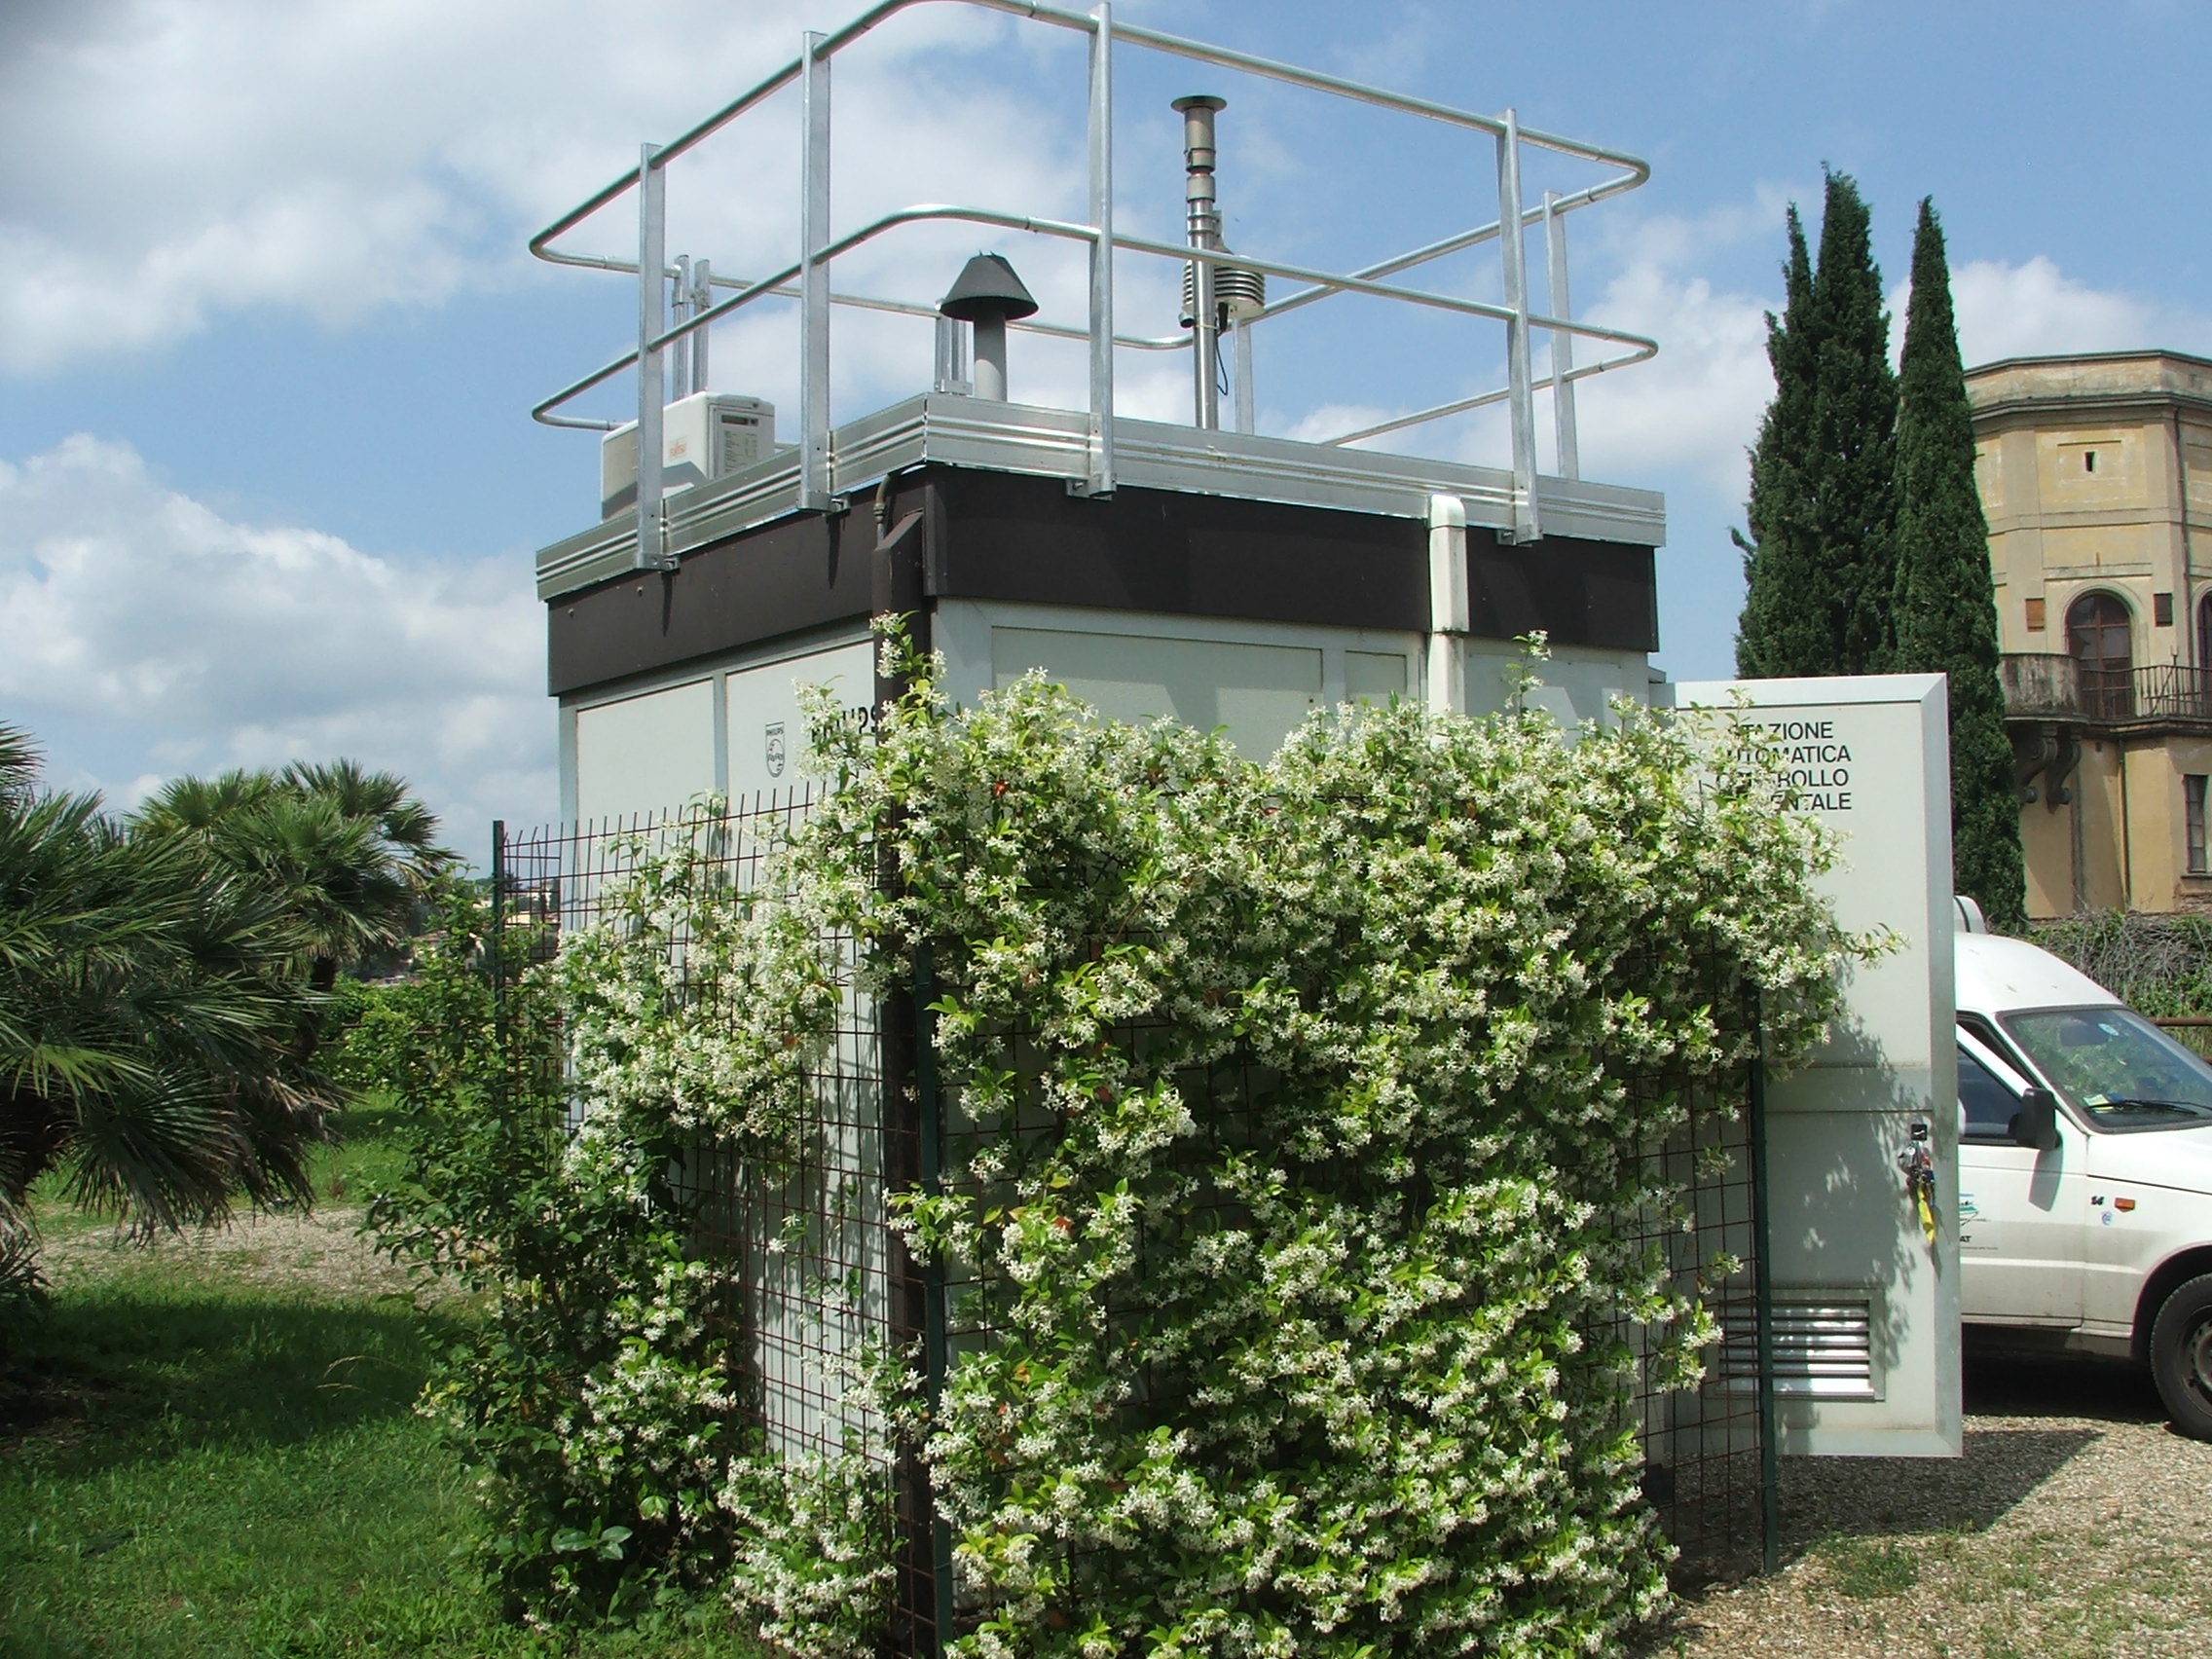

{"left": 0, "top": 1101, "right": 756, "bottom": 1658}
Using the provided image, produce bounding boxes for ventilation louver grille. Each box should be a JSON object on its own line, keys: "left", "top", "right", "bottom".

{"left": 1716, "top": 1294, "right": 1878, "bottom": 1399}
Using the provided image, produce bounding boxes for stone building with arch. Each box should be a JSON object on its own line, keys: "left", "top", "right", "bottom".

{"left": 1971, "top": 349, "right": 2212, "bottom": 915}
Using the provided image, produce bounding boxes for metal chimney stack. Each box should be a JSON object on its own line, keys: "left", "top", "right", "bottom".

{"left": 939, "top": 252, "right": 1039, "bottom": 402}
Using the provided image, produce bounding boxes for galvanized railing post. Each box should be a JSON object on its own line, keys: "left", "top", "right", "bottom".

{"left": 688, "top": 257, "right": 712, "bottom": 394}
{"left": 1495, "top": 109, "right": 1539, "bottom": 543}
{"left": 799, "top": 31, "right": 833, "bottom": 512}
{"left": 635, "top": 143, "right": 673, "bottom": 571}
{"left": 933, "top": 314, "right": 966, "bottom": 393}
{"left": 1542, "top": 190, "right": 1580, "bottom": 482}
{"left": 1232, "top": 320, "right": 1255, "bottom": 435}
{"left": 1083, "top": 1, "right": 1117, "bottom": 496}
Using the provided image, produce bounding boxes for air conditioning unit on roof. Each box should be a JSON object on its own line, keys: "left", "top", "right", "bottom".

{"left": 600, "top": 392, "right": 776, "bottom": 520}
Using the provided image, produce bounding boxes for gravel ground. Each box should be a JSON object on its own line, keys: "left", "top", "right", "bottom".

{"left": 1651, "top": 1337, "right": 2212, "bottom": 1658}
{"left": 39, "top": 1206, "right": 422, "bottom": 1302}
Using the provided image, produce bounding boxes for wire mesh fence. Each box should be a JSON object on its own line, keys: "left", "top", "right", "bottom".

{"left": 491, "top": 796, "right": 1776, "bottom": 1652}
{"left": 496, "top": 794, "right": 941, "bottom": 1654}
{"left": 1631, "top": 1087, "right": 1769, "bottom": 1578}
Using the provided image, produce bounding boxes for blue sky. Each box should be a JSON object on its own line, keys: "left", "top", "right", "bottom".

{"left": 5, "top": 0, "right": 2209, "bottom": 852}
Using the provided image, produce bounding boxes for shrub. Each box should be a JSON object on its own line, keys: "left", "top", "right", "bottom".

{"left": 2027, "top": 909, "right": 2212, "bottom": 1017}
{"left": 388, "top": 645, "right": 1866, "bottom": 1657}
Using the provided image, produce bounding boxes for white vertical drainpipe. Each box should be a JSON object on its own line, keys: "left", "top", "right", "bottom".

{"left": 1427, "top": 493, "right": 1470, "bottom": 715}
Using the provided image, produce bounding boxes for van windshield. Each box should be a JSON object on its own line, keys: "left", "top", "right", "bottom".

{"left": 2002, "top": 1007, "right": 2212, "bottom": 1130}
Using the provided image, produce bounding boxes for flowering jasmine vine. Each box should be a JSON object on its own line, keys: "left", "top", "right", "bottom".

{"left": 400, "top": 629, "right": 1865, "bottom": 1657}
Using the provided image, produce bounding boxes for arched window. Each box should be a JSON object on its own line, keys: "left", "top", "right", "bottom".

{"left": 2197, "top": 591, "right": 2212, "bottom": 674}
{"left": 2068, "top": 590, "right": 2134, "bottom": 720}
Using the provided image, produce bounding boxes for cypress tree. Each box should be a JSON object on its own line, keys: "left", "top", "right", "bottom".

{"left": 1892, "top": 199, "right": 2027, "bottom": 928}
{"left": 1735, "top": 171, "right": 1899, "bottom": 676}
{"left": 1809, "top": 170, "right": 1899, "bottom": 672}
{"left": 1734, "top": 206, "right": 1823, "bottom": 676}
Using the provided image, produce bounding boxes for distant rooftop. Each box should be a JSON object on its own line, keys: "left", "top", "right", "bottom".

{"left": 1967, "top": 349, "right": 2212, "bottom": 423}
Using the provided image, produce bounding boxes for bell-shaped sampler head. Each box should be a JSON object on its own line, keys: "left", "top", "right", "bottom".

{"left": 1171, "top": 93, "right": 1228, "bottom": 189}
{"left": 939, "top": 252, "right": 1038, "bottom": 402}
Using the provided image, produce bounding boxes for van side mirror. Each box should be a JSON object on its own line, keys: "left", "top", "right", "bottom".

{"left": 2009, "top": 1087, "right": 2061, "bottom": 1152}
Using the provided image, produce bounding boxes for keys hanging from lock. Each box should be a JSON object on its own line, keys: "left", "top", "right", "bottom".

{"left": 1898, "top": 1123, "right": 1937, "bottom": 1247}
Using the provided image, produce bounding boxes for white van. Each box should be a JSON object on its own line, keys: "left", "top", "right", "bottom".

{"left": 1953, "top": 919, "right": 2212, "bottom": 1439}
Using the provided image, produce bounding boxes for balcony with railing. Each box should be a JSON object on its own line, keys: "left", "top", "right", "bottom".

{"left": 2000, "top": 652, "right": 2081, "bottom": 716}
{"left": 2000, "top": 654, "right": 2212, "bottom": 725}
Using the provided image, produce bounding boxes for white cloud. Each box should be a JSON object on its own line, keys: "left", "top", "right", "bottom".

{"left": 0, "top": 0, "right": 1094, "bottom": 376}
{"left": 1499, "top": 201, "right": 1784, "bottom": 507}
{"left": 1573, "top": 258, "right": 1774, "bottom": 499}
{"left": 0, "top": 434, "right": 548, "bottom": 844}
{"left": 1561, "top": 223, "right": 2212, "bottom": 526}
{"left": 1908, "top": 255, "right": 2212, "bottom": 368}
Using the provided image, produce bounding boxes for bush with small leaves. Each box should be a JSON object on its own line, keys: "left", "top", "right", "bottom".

{"left": 399, "top": 635, "right": 1867, "bottom": 1657}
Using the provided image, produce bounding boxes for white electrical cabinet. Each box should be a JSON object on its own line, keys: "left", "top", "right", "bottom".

{"left": 562, "top": 634, "right": 876, "bottom": 823}
{"left": 934, "top": 599, "right": 1651, "bottom": 761}
{"left": 723, "top": 639, "right": 876, "bottom": 800}
{"left": 936, "top": 600, "right": 1422, "bottom": 758}
{"left": 563, "top": 606, "right": 1668, "bottom": 823}
{"left": 1672, "top": 674, "right": 1962, "bottom": 1458}
{"left": 571, "top": 678, "right": 719, "bottom": 826}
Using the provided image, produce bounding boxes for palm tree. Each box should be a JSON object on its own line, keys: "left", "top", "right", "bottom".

{"left": 135, "top": 761, "right": 457, "bottom": 1055}
{"left": 277, "top": 759, "right": 456, "bottom": 986}
{"left": 1, "top": 726, "right": 322, "bottom": 1244}
{"left": 2, "top": 739, "right": 454, "bottom": 1260}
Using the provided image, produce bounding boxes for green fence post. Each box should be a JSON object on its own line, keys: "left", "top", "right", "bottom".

{"left": 914, "top": 943, "right": 955, "bottom": 1645}
{"left": 1749, "top": 997, "right": 1781, "bottom": 1574}
{"left": 490, "top": 820, "right": 507, "bottom": 1032}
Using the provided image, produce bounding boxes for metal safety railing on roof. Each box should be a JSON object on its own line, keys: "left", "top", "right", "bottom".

{"left": 528, "top": 0, "right": 1659, "bottom": 571}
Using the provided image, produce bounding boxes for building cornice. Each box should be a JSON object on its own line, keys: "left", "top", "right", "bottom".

{"left": 1972, "top": 391, "right": 2212, "bottom": 435}
{"left": 1969, "top": 348, "right": 2212, "bottom": 378}
{"left": 1968, "top": 350, "right": 2212, "bottom": 433}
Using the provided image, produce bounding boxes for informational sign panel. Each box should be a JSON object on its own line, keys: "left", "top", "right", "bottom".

{"left": 1671, "top": 674, "right": 1962, "bottom": 1458}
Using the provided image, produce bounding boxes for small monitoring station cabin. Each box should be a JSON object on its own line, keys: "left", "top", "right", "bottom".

{"left": 519, "top": 0, "right": 1961, "bottom": 1574}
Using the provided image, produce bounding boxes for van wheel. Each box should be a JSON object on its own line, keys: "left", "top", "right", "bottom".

{"left": 2151, "top": 1273, "right": 2212, "bottom": 1442}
